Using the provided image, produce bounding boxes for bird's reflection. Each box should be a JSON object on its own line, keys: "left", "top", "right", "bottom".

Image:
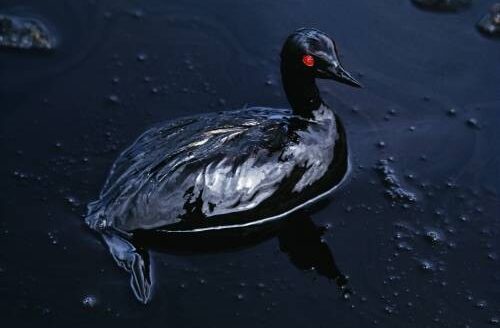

{"left": 278, "top": 215, "right": 349, "bottom": 293}
{"left": 132, "top": 212, "right": 349, "bottom": 296}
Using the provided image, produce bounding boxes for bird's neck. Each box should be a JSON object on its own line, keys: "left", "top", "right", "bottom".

{"left": 281, "top": 63, "right": 323, "bottom": 118}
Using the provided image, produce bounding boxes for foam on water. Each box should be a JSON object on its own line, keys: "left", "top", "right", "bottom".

{"left": 375, "top": 159, "right": 417, "bottom": 205}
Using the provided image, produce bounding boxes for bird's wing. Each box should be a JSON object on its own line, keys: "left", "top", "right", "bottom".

{"left": 100, "top": 115, "right": 201, "bottom": 194}
{"left": 90, "top": 108, "right": 303, "bottom": 231}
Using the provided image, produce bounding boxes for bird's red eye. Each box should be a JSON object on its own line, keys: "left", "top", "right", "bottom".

{"left": 302, "top": 55, "right": 315, "bottom": 67}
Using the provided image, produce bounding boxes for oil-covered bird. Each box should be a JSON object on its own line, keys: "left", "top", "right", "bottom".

{"left": 86, "top": 28, "right": 361, "bottom": 303}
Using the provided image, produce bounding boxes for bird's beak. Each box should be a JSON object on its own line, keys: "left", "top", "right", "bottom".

{"left": 324, "top": 62, "right": 362, "bottom": 88}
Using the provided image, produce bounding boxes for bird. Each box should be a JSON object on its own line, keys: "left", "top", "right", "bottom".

{"left": 85, "top": 27, "right": 361, "bottom": 303}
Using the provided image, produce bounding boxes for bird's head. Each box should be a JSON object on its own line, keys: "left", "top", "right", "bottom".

{"left": 281, "top": 28, "right": 361, "bottom": 88}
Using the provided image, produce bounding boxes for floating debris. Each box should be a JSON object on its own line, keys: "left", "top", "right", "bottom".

{"left": 477, "top": 3, "right": 500, "bottom": 37}
{"left": 375, "top": 159, "right": 417, "bottom": 204}
{"left": 82, "top": 295, "right": 98, "bottom": 308}
{"left": 411, "top": 0, "right": 471, "bottom": 11}
{"left": 0, "top": 14, "right": 55, "bottom": 50}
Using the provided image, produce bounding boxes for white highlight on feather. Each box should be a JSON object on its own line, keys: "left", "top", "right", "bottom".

{"left": 161, "top": 158, "right": 351, "bottom": 233}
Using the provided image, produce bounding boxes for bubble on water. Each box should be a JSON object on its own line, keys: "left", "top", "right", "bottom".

{"left": 107, "top": 94, "right": 120, "bottom": 105}
{"left": 459, "top": 215, "right": 468, "bottom": 222}
{"left": 47, "top": 231, "right": 58, "bottom": 245}
{"left": 0, "top": 14, "right": 56, "bottom": 50}
{"left": 424, "top": 228, "right": 445, "bottom": 245}
{"left": 376, "top": 141, "right": 386, "bottom": 149}
{"left": 183, "top": 58, "right": 195, "bottom": 71}
{"left": 487, "top": 252, "right": 497, "bottom": 260}
{"left": 447, "top": 108, "right": 457, "bottom": 116}
{"left": 475, "top": 300, "right": 488, "bottom": 309}
{"left": 12, "top": 170, "right": 29, "bottom": 180}
{"left": 65, "top": 195, "right": 80, "bottom": 207}
{"left": 466, "top": 118, "right": 480, "bottom": 129}
{"left": 411, "top": 0, "right": 471, "bottom": 11}
{"left": 477, "top": 3, "right": 500, "bottom": 36}
{"left": 375, "top": 159, "right": 417, "bottom": 204}
{"left": 103, "top": 11, "right": 112, "bottom": 20}
{"left": 236, "top": 293, "right": 244, "bottom": 300}
{"left": 405, "top": 173, "right": 416, "bottom": 180}
{"left": 490, "top": 317, "right": 500, "bottom": 325}
{"left": 82, "top": 295, "right": 97, "bottom": 308}
{"left": 384, "top": 304, "right": 396, "bottom": 315}
{"left": 343, "top": 291, "right": 351, "bottom": 300}
{"left": 136, "top": 52, "right": 148, "bottom": 62}
{"left": 397, "top": 241, "right": 413, "bottom": 251}
{"left": 350, "top": 106, "right": 360, "bottom": 114}
{"left": 434, "top": 209, "right": 444, "bottom": 217}
{"left": 41, "top": 307, "right": 51, "bottom": 315}
{"left": 129, "top": 8, "right": 145, "bottom": 19}
{"left": 445, "top": 181, "right": 457, "bottom": 189}
{"left": 419, "top": 259, "right": 436, "bottom": 272}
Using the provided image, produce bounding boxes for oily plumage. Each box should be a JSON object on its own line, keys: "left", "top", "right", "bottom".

{"left": 84, "top": 28, "right": 361, "bottom": 304}
{"left": 86, "top": 105, "right": 345, "bottom": 233}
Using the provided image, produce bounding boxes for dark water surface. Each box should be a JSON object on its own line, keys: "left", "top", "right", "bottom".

{"left": 1, "top": 0, "right": 499, "bottom": 327}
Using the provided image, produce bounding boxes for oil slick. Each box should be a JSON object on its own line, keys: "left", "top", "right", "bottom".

{"left": 1, "top": 0, "right": 499, "bottom": 326}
